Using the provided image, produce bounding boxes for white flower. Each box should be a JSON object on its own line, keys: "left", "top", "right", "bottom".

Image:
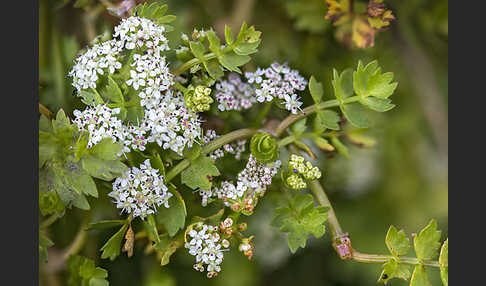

{"left": 283, "top": 94, "right": 303, "bottom": 114}
{"left": 109, "top": 159, "right": 172, "bottom": 219}
{"left": 214, "top": 73, "right": 257, "bottom": 111}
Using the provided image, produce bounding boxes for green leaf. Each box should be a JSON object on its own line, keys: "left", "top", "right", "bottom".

{"left": 413, "top": 219, "right": 442, "bottom": 260}
{"left": 82, "top": 155, "right": 128, "bottom": 181}
{"left": 80, "top": 90, "right": 104, "bottom": 106}
{"left": 332, "top": 68, "right": 353, "bottom": 100}
{"left": 39, "top": 114, "right": 53, "bottom": 133}
{"left": 206, "top": 30, "right": 221, "bottom": 55}
{"left": 181, "top": 155, "right": 220, "bottom": 190}
{"left": 233, "top": 41, "right": 261, "bottom": 55}
{"left": 39, "top": 233, "right": 54, "bottom": 263}
{"left": 189, "top": 41, "right": 206, "bottom": 59}
{"left": 88, "top": 138, "right": 123, "bottom": 161}
{"left": 39, "top": 133, "right": 57, "bottom": 168}
{"left": 183, "top": 144, "right": 201, "bottom": 161}
{"left": 341, "top": 102, "right": 370, "bottom": 128}
{"left": 378, "top": 258, "right": 411, "bottom": 284}
{"left": 144, "top": 214, "right": 161, "bottom": 244}
{"left": 156, "top": 189, "right": 187, "bottom": 237}
{"left": 153, "top": 234, "right": 182, "bottom": 266}
{"left": 360, "top": 97, "right": 395, "bottom": 112}
{"left": 410, "top": 264, "right": 431, "bottom": 286}
{"left": 224, "top": 25, "right": 234, "bottom": 45}
{"left": 439, "top": 239, "right": 448, "bottom": 286}
{"left": 218, "top": 53, "right": 250, "bottom": 73}
{"left": 309, "top": 76, "right": 323, "bottom": 104}
{"left": 86, "top": 220, "right": 126, "bottom": 231}
{"left": 67, "top": 255, "right": 109, "bottom": 286}
{"left": 386, "top": 225, "right": 410, "bottom": 257}
{"left": 272, "top": 194, "right": 329, "bottom": 253}
{"left": 101, "top": 76, "right": 124, "bottom": 104}
{"left": 316, "top": 110, "right": 340, "bottom": 131}
{"left": 330, "top": 136, "right": 349, "bottom": 159}
{"left": 203, "top": 58, "right": 224, "bottom": 79}
{"left": 290, "top": 118, "right": 307, "bottom": 136}
{"left": 353, "top": 60, "right": 398, "bottom": 99}
{"left": 101, "top": 223, "right": 128, "bottom": 261}
{"left": 72, "top": 194, "right": 90, "bottom": 210}
{"left": 313, "top": 136, "right": 335, "bottom": 151}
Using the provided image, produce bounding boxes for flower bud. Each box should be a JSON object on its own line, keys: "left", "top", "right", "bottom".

{"left": 250, "top": 132, "right": 279, "bottom": 163}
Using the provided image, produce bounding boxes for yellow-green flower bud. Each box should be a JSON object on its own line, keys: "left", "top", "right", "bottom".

{"left": 185, "top": 85, "right": 214, "bottom": 112}
{"left": 286, "top": 173, "right": 307, "bottom": 189}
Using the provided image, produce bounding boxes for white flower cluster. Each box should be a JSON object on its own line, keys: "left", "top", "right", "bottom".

{"left": 109, "top": 159, "right": 172, "bottom": 219}
{"left": 214, "top": 73, "right": 256, "bottom": 111}
{"left": 144, "top": 90, "right": 202, "bottom": 154}
{"left": 72, "top": 104, "right": 150, "bottom": 154}
{"left": 198, "top": 155, "right": 280, "bottom": 208}
{"left": 69, "top": 39, "right": 124, "bottom": 91}
{"left": 202, "top": 129, "right": 246, "bottom": 160}
{"left": 69, "top": 16, "right": 202, "bottom": 155}
{"left": 185, "top": 222, "right": 230, "bottom": 278}
{"left": 245, "top": 62, "right": 307, "bottom": 114}
{"left": 72, "top": 104, "right": 125, "bottom": 149}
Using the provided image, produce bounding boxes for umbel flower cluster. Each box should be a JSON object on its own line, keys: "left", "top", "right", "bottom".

{"left": 214, "top": 62, "right": 307, "bottom": 114}
{"left": 198, "top": 155, "right": 281, "bottom": 212}
{"left": 185, "top": 222, "right": 231, "bottom": 278}
{"left": 109, "top": 159, "right": 172, "bottom": 219}
{"left": 69, "top": 16, "right": 202, "bottom": 156}
{"left": 286, "top": 154, "right": 322, "bottom": 189}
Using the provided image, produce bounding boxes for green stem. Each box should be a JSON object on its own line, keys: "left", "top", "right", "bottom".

{"left": 40, "top": 214, "right": 59, "bottom": 229}
{"left": 352, "top": 251, "right": 440, "bottom": 267}
{"left": 274, "top": 96, "right": 359, "bottom": 137}
{"left": 39, "top": 103, "right": 54, "bottom": 119}
{"left": 62, "top": 220, "right": 89, "bottom": 260}
{"left": 277, "top": 135, "right": 296, "bottom": 147}
{"left": 165, "top": 128, "right": 257, "bottom": 182}
{"left": 172, "top": 53, "right": 217, "bottom": 76}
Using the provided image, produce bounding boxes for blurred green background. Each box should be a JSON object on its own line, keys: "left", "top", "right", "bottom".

{"left": 39, "top": 0, "right": 448, "bottom": 285}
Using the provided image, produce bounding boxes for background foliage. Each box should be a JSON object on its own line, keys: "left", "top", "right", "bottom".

{"left": 39, "top": 0, "right": 448, "bottom": 285}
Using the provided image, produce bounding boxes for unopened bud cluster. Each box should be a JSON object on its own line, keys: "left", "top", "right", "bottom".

{"left": 286, "top": 154, "right": 322, "bottom": 189}
{"left": 185, "top": 85, "right": 214, "bottom": 112}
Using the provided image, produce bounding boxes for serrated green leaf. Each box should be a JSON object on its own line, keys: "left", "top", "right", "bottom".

{"left": 272, "top": 194, "right": 329, "bottom": 253}
{"left": 181, "top": 155, "right": 220, "bottom": 190}
{"left": 72, "top": 194, "right": 90, "bottom": 210}
{"left": 290, "top": 118, "right": 307, "bottom": 136}
{"left": 156, "top": 189, "right": 186, "bottom": 237}
{"left": 233, "top": 41, "right": 261, "bottom": 55}
{"left": 80, "top": 90, "right": 104, "bottom": 106}
{"left": 360, "top": 97, "right": 395, "bottom": 112}
{"left": 101, "top": 76, "right": 124, "bottom": 104}
{"left": 203, "top": 58, "right": 224, "bottom": 79}
{"left": 64, "top": 162, "right": 98, "bottom": 198}
{"left": 88, "top": 138, "right": 123, "bottom": 161}
{"left": 341, "top": 102, "right": 370, "bottom": 128}
{"left": 386, "top": 225, "right": 410, "bottom": 257}
{"left": 316, "top": 110, "right": 340, "bottom": 130}
{"left": 81, "top": 155, "right": 128, "bottom": 181}
{"left": 86, "top": 220, "right": 126, "bottom": 231}
{"left": 189, "top": 41, "right": 206, "bottom": 59}
{"left": 101, "top": 223, "right": 128, "bottom": 261}
{"left": 353, "top": 60, "right": 398, "bottom": 99}
{"left": 157, "top": 15, "right": 176, "bottom": 24}
{"left": 183, "top": 144, "right": 201, "bottom": 161}
{"left": 332, "top": 68, "right": 354, "bottom": 100}
{"left": 410, "top": 264, "right": 431, "bottom": 286}
{"left": 378, "top": 258, "right": 411, "bottom": 284}
{"left": 439, "top": 239, "right": 448, "bottom": 286}
{"left": 414, "top": 219, "right": 442, "bottom": 261}
{"left": 309, "top": 76, "right": 323, "bottom": 104}
{"left": 218, "top": 53, "right": 250, "bottom": 73}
